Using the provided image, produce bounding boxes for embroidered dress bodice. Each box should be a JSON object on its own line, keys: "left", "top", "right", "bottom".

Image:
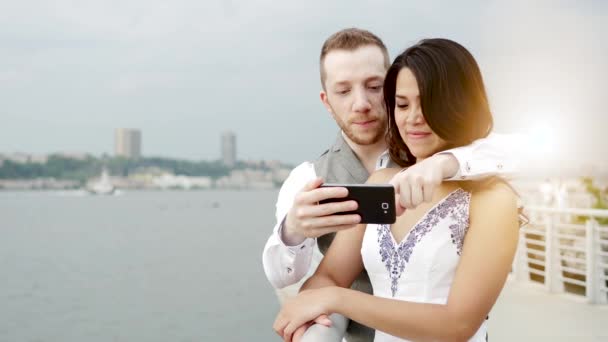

{"left": 361, "top": 188, "right": 488, "bottom": 342}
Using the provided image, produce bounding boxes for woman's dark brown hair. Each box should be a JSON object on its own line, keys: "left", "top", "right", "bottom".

{"left": 384, "top": 38, "right": 493, "bottom": 167}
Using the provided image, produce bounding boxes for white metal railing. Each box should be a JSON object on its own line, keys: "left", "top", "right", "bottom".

{"left": 512, "top": 206, "right": 608, "bottom": 304}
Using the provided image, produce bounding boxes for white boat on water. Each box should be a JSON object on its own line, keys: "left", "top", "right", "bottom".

{"left": 87, "top": 168, "right": 115, "bottom": 195}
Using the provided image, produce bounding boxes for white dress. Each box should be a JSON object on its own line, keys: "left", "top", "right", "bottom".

{"left": 361, "top": 188, "right": 488, "bottom": 342}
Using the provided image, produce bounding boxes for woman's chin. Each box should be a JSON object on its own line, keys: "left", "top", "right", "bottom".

{"left": 407, "top": 148, "right": 432, "bottom": 161}
{"left": 407, "top": 144, "right": 446, "bottom": 162}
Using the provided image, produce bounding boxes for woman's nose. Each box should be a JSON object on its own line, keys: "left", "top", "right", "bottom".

{"left": 405, "top": 106, "right": 423, "bottom": 124}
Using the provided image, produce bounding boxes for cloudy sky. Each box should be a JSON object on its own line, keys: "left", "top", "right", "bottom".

{"left": 1, "top": 0, "right": 606, "bottom": 164}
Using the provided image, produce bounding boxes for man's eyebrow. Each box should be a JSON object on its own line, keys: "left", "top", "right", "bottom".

{"left": 333, "top": 81, "right": 351, "bottom": 87}
{"left": 365, "top": 76, "right": 384, "bottom": 83}
{"left": 333, "top": 76, "right": 383, "bottom": 87}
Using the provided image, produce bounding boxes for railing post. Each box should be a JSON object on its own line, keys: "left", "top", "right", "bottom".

{"left": 598, "top": 223, "right": 608, "bottom": 305}
{"left": 545, "top": 213, "right": 555, "bottom": 292}
{"left": 586, "top": 218, "right": 597, "bottom": 303}
{"left": 547, "top": 213, "right": 565, "bottom": 293}
{"left": 513, "top": 228, "right": 529, "bottom": 282}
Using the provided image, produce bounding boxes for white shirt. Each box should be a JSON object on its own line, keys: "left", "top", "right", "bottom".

{"left": 262, "top": 133, "right": 518, "bottom": 290}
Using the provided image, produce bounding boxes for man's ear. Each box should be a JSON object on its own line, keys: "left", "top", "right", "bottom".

{"left": 319, "top": 90, "right": 333, "bottom": 115}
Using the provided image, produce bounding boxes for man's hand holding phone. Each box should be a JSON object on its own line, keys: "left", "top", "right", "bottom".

{"left": 282, "top": 178, "right": 396, "bottom": 246}
{"left": 282, "top": 178, "right": 361, "bottom": 246}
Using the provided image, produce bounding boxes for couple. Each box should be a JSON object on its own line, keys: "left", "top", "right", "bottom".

{"left": 263, "top": 28, "right": 520, "bottom": 342}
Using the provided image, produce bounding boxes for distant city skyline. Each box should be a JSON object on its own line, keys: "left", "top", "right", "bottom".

{"left": 3, "top": 148, "right": 608, "bottom": 181}
{"left": 1, "top": 1, "right": 606, "bottom": 164}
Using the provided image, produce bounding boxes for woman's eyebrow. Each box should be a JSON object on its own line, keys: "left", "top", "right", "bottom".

{"left": 395, "top": 94, "right": 419, "bottom": 100}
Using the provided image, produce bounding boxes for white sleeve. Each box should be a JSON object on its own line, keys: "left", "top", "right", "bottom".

{"left": 439, "top": 132, "right": 522, "bottom": 181}
{"left": 262, "top": 162, "right": 317, "bottom": 289}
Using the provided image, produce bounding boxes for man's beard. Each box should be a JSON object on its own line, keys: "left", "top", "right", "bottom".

{"left": 333, "top": 112, "right": 386, "bottom": 146}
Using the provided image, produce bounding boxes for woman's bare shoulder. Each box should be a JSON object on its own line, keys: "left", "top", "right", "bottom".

{"left": 470, "top": 181, "right": 518, "bottom": 220}
{"left": 367, "top": 167, "right": 402, "bottom": 184}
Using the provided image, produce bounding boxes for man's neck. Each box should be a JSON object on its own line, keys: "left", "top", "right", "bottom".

{"left": 341, "top": 131, "right": 387, "bottom": 174}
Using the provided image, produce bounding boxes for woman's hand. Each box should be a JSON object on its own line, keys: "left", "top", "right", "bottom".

{"left": 390, "top": 154, "right": 458, "bottom": 213}
{"left": 292, "top": 314, "right": 333, "bottom": 342}
{"left": 273, "top": 287, "right": 340, "bottom": 342}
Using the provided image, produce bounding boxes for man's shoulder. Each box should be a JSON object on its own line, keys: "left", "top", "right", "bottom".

{"left": 314, "top": 133, "right": 345, "bottom": 164}
{"left": 313, "top": 139, "right": 346, "bottom": 164}
{"left": 311, "top": 147, "right": 338, "bottom": 177}
{"left": 286, "top": 161, "right": 315, "bottom": 177}
{"left": 275, "top": 161, "right": 316, "bottom": 196}
{"left": 315, "top": 148, "right": 331, "bottom": 162}
{"left": 284, "top": 145, "right": 334, "bottom": 180}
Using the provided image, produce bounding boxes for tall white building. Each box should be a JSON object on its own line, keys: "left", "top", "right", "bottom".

{"left": 221, "top": 131, "right": 236, "bottom": 167}
{"left": 115, "top": 128, "right": 142, "bottom": 159}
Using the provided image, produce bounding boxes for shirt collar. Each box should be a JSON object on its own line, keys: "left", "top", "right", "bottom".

{"left": 375, "top": 150, "right": 391, "bottom": 170}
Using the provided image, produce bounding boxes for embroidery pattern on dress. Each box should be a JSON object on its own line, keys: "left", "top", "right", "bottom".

{"left": 448, "top": 191, "right": 471, "bottom": 255}
{"left": 377, "top": 189, "right": 471, "bottom": 297}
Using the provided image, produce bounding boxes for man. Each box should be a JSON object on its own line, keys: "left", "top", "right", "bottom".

{"left": 263, "top": 28, "right": 515, "bottom": 342}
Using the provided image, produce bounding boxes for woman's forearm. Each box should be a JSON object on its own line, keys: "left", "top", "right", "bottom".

{"left": 332, "top": 288, "right": 478, "bottom": 342}
{"left": 300, "top": 273, "right": 339, "bottom": 292}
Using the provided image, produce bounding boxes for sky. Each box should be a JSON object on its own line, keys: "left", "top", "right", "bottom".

{"left": 0, "top": 0, "right": 606, "bottom": 164}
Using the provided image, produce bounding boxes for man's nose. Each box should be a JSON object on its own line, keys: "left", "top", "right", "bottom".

{"left": 352, "top": 88, "right": 372, "bottom": 113}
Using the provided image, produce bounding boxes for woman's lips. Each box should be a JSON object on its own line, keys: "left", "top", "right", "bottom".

{"left": 407, "top": 131, "right": 431, "bottom": 139}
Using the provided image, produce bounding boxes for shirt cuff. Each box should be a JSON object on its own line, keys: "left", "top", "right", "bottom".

{"left": 437, "top": 149, "right": 510, "bottom": 181}
{"left": 277, "top": 217, "right": 316, "bottom": 252}
{"left": 436, "top": 148, "right": 471, "bottom": 181}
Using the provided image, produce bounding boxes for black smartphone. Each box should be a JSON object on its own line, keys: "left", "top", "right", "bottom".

{"left": 319, "top": 183, "right": 396, "bottom": 224}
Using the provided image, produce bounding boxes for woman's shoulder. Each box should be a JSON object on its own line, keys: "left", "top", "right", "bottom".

{"left": 469, "top": 181, "right": 519, "bottom": 218}
{"left": 367, "top": 167, "right": 402, "bottom": 184}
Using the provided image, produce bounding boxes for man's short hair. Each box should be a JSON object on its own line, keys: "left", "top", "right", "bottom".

{"left": 319, "top": 28, "right": 390, "bottom": 89}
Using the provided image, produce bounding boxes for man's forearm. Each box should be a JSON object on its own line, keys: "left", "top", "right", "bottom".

{"left": 263, "top": 222, "right": 315, "bottom": 289}
{"left": 435, "top": 153, "right": 459, "bottom": 179}
{"left": 264, "top": 161, "right": 319, "bottom": 289}
{"left": 440, "top": 133, "right": 520, "bottom": 181}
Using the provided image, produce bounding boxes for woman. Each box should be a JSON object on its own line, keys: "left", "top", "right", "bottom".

{"left": 273, "top": 38, "right": 520, "bottom": 342}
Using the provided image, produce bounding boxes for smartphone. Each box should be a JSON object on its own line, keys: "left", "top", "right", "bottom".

{"left": 319, "top": 183, "right": 396, "bottom": 224}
